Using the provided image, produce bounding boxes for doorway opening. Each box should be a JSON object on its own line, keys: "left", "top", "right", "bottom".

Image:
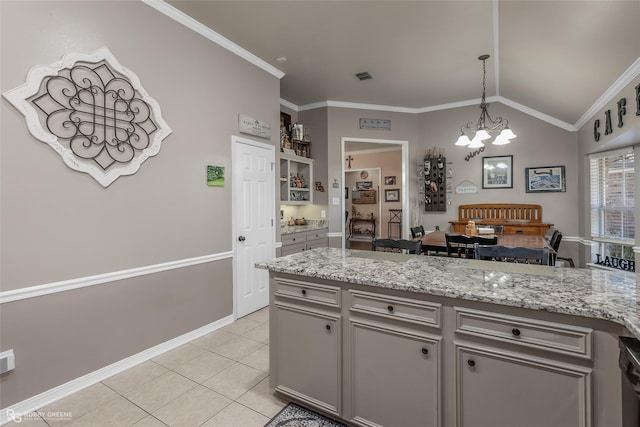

{"left": 341, "top": 137, "right": 409, "bottom": 250}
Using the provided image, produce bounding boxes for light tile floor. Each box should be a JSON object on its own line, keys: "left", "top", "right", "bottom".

{"left": 9, "top": 308, "right": 287, "bottom": 427}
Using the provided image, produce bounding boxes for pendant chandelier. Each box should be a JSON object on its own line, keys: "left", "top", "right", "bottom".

{"left": 455, "top": 54, "right": 516, "bottom": 148}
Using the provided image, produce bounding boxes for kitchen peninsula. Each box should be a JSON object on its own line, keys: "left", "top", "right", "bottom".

{"left": 257, "top": 248, "right": 640, "bottom": 427}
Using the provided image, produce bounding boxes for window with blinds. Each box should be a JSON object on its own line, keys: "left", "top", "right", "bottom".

{"left": 589, "top": 148, "right": 635, "bottom": 260}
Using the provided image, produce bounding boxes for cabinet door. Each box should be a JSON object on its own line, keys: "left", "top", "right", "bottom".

{"left": 349, "top": 319, "right": 441, "bottom": 427}
{"left": 273, "top": 303, "right": 341, "bottom": 416}
{"left": 456, "top": 344, "right": 591, "bottom": 427}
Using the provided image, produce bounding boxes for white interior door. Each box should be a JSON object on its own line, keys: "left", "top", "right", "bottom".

{"left": 233, "top": 136, "right": 275, "bottom": 318}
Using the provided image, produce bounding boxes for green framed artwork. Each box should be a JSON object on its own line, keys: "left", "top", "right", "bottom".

{"left": 207, "top": 165, "right": 225, "bottom": 186}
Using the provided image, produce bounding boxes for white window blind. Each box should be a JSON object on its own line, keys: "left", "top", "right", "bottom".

{"left": 590, "top": 148, "right": 635, "bottom": 245}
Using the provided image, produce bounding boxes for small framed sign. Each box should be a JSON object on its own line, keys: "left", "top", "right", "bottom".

{"left": 238, "top": 114, "right": 271, "bottom": 139}
{"left": 359, "top": 118, "right": 391, "bottom": 130}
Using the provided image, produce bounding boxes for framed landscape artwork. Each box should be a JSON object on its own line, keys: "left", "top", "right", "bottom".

{"left": 525, "top": 165, "right": 566, "bottom": 193}
{"left": 482, "top": 155, "right": 513, "bottom": 189}
{"left": 385, "top": 189, "right": 400, "bottom": 202}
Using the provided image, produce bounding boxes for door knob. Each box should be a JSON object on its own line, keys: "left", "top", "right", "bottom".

{"left": 238, "top": 236, "right": 246, "bottom": 242}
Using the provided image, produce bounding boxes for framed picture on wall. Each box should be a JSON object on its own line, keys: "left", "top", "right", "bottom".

{"left": 384, "top": 176, "right": 396, "bottom": 185}
{"left": 385, "top": 189, "right": 400, "bottom": 202}
{"left": 482, "top": 155, "right": 513, "bottom": 189}
{"left": 525, "top": 165, "right": 566, "bottom": 193}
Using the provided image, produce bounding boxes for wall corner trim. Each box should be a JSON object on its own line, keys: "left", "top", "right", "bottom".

{"left": 0, "top": 314, "right": 234, "bottom": 425}
{"left": 0, "top": 252, "right": 233, "bottom": 304}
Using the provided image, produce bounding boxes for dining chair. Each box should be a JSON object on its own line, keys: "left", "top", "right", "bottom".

{"left": 549, "top": 231, "right": 562, "bottom": 265}
{"left": 372, "top": 237, "right": 422, "bottom": 254}
{"left": 446, "top": 234, "right": 497, "bottom": 258}
{"left": 549, "top": 231, "right": 575, "bottom": 267}
{"left": 474, "top": 244, "right": 550, "bottom": 265}
{"left": 410, "top": 225, "right": 425, "bottom": 238}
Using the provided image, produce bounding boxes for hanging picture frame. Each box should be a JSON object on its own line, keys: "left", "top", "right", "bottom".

{"left": 385, "top": 189, "right": 400, "bottom": 202}
{"left": 525, "top": 165, "right": 566, "bottom": 193}
{"left": 482, "top": 155, "right": 513, "bottom": 189}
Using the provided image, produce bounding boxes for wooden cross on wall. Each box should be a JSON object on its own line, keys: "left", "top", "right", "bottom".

{"left": 346, "top": 155, "right": 353, "bottom": 169}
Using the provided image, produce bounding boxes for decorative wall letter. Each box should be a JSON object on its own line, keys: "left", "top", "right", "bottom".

{"left": 3, "top": 47, "right": 172, "bottom": 187}
{"left": 617, "top": 98, "right": 626, "bottom": 128}
{"left": 594, "top": 119, "right": 601, "bottom": 142}
{"left": 604, "top": 109, "right": 613, "bottom": 135}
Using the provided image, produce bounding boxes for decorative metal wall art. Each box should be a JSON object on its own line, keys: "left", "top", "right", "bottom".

{"left": 3, "top": 46, "right": 172, "bottom": 187}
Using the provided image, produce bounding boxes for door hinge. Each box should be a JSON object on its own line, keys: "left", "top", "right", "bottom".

{"left": 271, "top": 218, "right": 274, "bottom": 227}
{"left": 271, "top": 162, "right": 275, "bottom": 171}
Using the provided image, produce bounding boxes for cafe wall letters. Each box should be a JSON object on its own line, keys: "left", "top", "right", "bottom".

{"left": 2, "top": 46, "right": 172, "bottom": 187}
{"left": 593, "top": 81, "right": 640, "bottom": 142}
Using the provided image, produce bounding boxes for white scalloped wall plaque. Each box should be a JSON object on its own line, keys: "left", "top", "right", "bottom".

{"left": 3, "top": 46, "right": 172, "bottom": 187}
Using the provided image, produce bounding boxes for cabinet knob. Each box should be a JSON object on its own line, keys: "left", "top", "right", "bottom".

{"left": 421, "top": 348, "right": 429, "bottom": 355}
{"left": 238, "top": 235, "right": 246, "bottom": 242}
{"left": 511, "top": 328, "right": 521, "bottom": 337}
{"left": 467, "top": 359, "right": 476, "bottom": 367}
{"left": 301, "top": 289, "right": 307, "bottom": 296}
{"left": 387, "top": 305, "right": 394, "bottom": 313}
{"left": 325, "top": 324, "right": 331, "bottom": 331}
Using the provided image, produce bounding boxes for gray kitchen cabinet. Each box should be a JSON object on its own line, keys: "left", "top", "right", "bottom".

{"left": 346, "top": 290, "right": 442, "bottom": 427}
{"left": 269, "top": 274, "right": 620, "bottom": 427}
{"left": 454, "top": 307, "right": 593, "bottom": 427}
{"left": 455, "top": 344, "right": 591, "bottom": 427}
{"left": 271, "top": 278, "right": 343, "bottom": 417}
{"left": 348, "top": 320, "right": 441, "bottom": 427}
{"left": 280, "top": 229, "right": 328, "bottom": 256}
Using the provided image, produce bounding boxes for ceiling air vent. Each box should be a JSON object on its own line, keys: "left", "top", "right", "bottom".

{"left": 355, "top": 72, "right": 372, "bottom": 81}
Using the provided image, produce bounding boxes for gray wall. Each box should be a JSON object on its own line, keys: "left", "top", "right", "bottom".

{"left": 323, "top": 103, "right": 579, "bottom": 257}
{"left": 577, "top": 78, "right": 640, "bottom": 269}
{"left": 1, "top": 1, "right": 279, "bottom": 407}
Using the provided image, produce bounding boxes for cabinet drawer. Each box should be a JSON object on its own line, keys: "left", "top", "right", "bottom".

{"left": 282, "top": 232, "right": 306, "bottom": 245}
{"left": 349, "top": 290, "right": 441, "bottom": 328}
{"left": 306, "top": 229, "right": 327, "bottom": 241}
{"left": 306, "top": 238, "right": 328, "bottom": 250}
{"left": 454, "top": 307, "right": 592, "bottom": 359}
{"left": 281, "top": 241, "right": 307, "bottom": 256}
{"left": 275, "top": 278, "right": 341, "bottom": 308}
{"left": 502, "top": 226, "right": 539, "bottom": 235}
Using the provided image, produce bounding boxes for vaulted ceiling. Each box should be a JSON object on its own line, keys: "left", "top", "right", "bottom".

{"left": 166, "top": 0, "right": 639, "bottom": 130}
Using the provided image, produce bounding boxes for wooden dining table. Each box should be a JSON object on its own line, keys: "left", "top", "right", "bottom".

{"left": 414, "top": 230, "right": 555, "bottom": 254}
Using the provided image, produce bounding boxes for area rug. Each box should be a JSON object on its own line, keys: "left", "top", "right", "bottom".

{"left": 265, "top": 402, "right": 347, "bottom": 427}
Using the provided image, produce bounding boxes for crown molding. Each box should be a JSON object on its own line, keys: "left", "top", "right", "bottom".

{"left": 279, "top": 98, "right": 298, "bottom": 112}
{"left": 283, "top": 95, "right": 577, "bottom": 132}
{"left": 142, "top": 0, "right": 284, "bottom": 80}
{"left": 496, "top": 96, "right": 577, "bottom": 132}
{"left": 574, "top": 56, "right": 640, "bottom": 130}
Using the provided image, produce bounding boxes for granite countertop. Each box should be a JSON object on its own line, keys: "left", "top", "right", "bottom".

{"left": 280, "top": 220, "right": 328, "bottom": 235}
{"left": 257, "top": 247, "right": 640, "bottom": 339}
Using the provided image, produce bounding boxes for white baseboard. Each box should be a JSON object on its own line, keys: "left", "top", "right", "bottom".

{"left": 0, "top": 314, "right": 234, "bottom": 425}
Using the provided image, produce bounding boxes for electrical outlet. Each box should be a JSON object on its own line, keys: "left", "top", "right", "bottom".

{"left": 321, "top": 210, "right": 326, "bottom": 218}
{"left": 0, "top": 349, "right": 15, "bottom": 374}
